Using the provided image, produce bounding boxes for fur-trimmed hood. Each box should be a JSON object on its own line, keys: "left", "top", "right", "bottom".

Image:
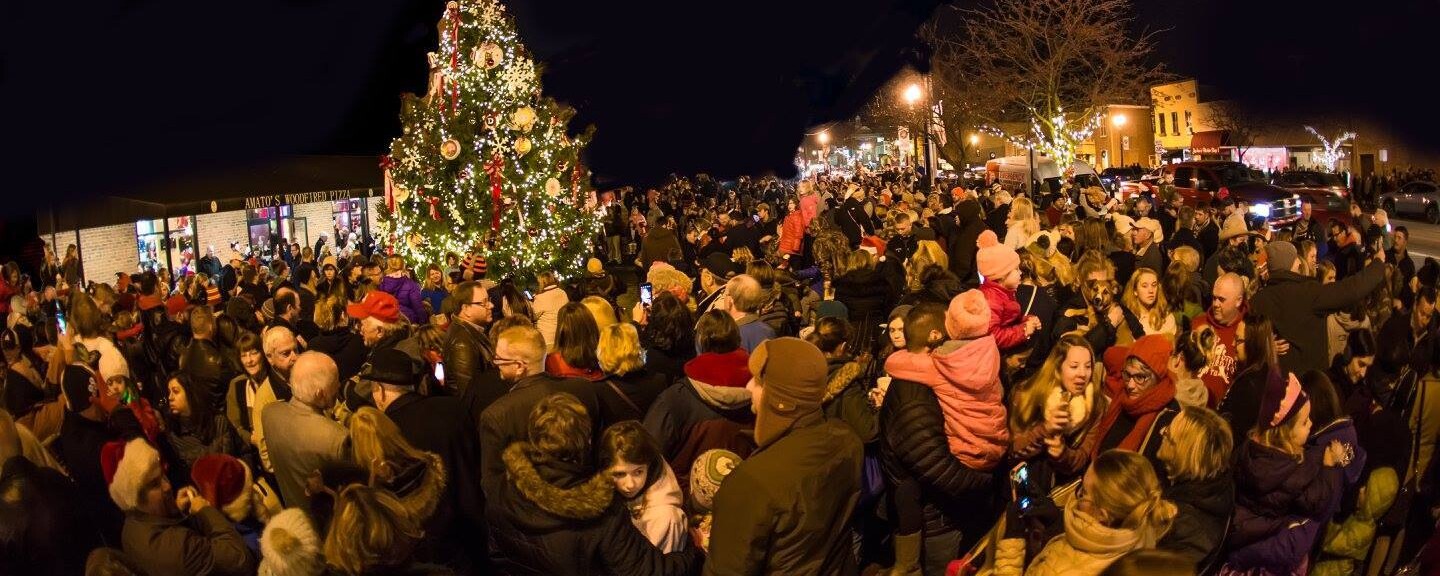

{"left": 385, "top": 452, "right": 447, "bottom": 526}
{"left": 499, "top": 443, "right": 616, "bottom": 530}
{"left": 823, "top": 359, "right": 864, "bottom": 405}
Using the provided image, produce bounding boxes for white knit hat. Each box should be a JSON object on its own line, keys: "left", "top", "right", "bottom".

{"left": 106, "top": 438, "right": 160, "bottom": 512}
{"left": 259, "top": 508, "right": 324, "bottom": 576}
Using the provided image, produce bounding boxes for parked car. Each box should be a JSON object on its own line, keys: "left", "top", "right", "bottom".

{"left": 1100, "top": 166, "right": 1147, "bottom": 194}
{"left": 1162, "top": 161, "right": 1303, "bottom": 230}
{"left": 1380, "top": 180, "right": 1440, "bottom": 223}
{"left": 1273, "top": 170, "right": 1353, "bottom": 227}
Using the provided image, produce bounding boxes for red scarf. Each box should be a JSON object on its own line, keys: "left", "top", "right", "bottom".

{"left": 544, "top": 352, "right": 605, "bottom": 382}
{"left": 1092, "top": 372, "right": 1176, "bottom": 455}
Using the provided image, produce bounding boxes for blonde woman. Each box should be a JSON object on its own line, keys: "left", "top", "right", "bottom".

{"left": 1004, "top": 196, "right": 1041, "bottom": 250}
{"left": 1155, "top": 405, "right": 1234, "bottom": 567}
{"left": 1009, "top": 335, "right": 1110, "bottom": 479}
{"left": 1119, "top": 267, "right": 1176, "bottom": 343}
{"left": 532, "top": 270, "right": 570, "bottom": 350}
{"left": 323, "top": 485, "right": 430, "bottom": 576}
{"left": 905, "top": 240, "right": 949, "bottom": 291}
{"left": 580, "top": 295, "right": 619, "bottom": 331}
{"left": 348, "top": 407, "right": 447, "bottom": 530}
{"left": 997, "top": 450, "right": 1178, "bottom": 576}
{"left": 597, "top": 323, "right": 669, "bottom": 420}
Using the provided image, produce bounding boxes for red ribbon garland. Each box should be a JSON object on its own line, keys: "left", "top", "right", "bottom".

{"left": 379, "top": 155, "right": 396, "bottom": 211}
{"left": 486, "top": 153, "right": 504, "bottom": 232}
{"left": 448, "top": 5, "right": 460, "bottom": 113}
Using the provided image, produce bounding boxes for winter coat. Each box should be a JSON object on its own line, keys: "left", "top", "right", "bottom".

{"left": 1219, "top": 365, "right": 1269, "bottom": 449}
{"left": 443, "top": 319, "right": 501, "bottom": 421}
{"left": 1312, "top": 467, "right": 1400, "bottom": 576}
{"left": 602, "top": 368, "right": 671, "bottom": 422}
{"left": 779, "top": 212, "right": 806, "bottom": 256}
{"left": 996, "top": 499, "right": 1143, "bottom": 576}
{"left": 531, "top": 286, "right": 570, "bottom": 349}
{"left": 166, "top": 414, "right": 244, "bottom": 480}
{"left": 1308, "top": 418, "right": 1368, "bottom": 521}
{"left": 1226, "top": 440, "right": 1344, "bottom": 572}
{"left": 1157, "top": 473, "right": 1235, "bottom": 567}
{"left": 734, "top": 314, "right": 775, "bottom": 354}
{"left": 385, "top": 391, "right": 487, "bottom": 571}
{"left": 833, "top": 268, "right": 894, "bottom": 330}
{"left": 122, "top": 508, "right": 254, "bottom": 576}
{"left": 643, "top": 351, "right": 754, "bottom": 461}
{"left": 306, "top": 327, "right": 368, "bottom": 385}
{"left": 705, "top": 412, "right": 863, "bottom": 576}
{"left": 821, "top": 358, "right": 878, "bottom": 445}
{"left": 260, "top": 399, "right": 348, "bottom": 510}
{"left": 1095, "top": 345, "right": 1180, "bottom": 465}
{"left": 1327, "top": 312, "right": 1371, "bottom": 366}
{"left": 883, "top": 336, "right": 1009, "bottom": 471}
{"left": 488, "top": 444, "right": 702, "bottom": 575}
{"left": 836, "top": 197, "right": 871, "bottom": 247}
{"left": 0, "top": 456, "right": 104, "bottom": 576}
{"left": 1251, "top": 263, "right": 1386, "bottom": 374}
{"left": 879, "top": 377, "right": 994, "bottom": 537}
{"left": 946, "top": 200, "right": 987, "bottom": 285}
{"left": 627, "top": 462, "right": 689, "bottom": 553}
{"left": 799, "top": 193, "right": 822, "bottom": 229}
{"left": 56, "top": 411, "right": 125, "bottom": 543}
{"left": 478, "top": 374, "right": 611, "bottom": 500}
{"left": 978, "top": 281, "right": 1031, "bottom": 352}
{"left": 180, "top": 339, "right": 239, "bottom": 411}
{"left": 379, "top": 274, "right": 429, "bottom": 325}
{"left": 642, "top": 226, "right": 684, "bottom": 270}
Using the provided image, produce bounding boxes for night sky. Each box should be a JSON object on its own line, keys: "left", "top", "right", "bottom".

{"left": 1, "top": 0, "right": 1432, "bottom": 212}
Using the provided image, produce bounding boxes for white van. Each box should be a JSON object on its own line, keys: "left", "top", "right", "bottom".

{"left": 984, "top": 155, "right": 1102, "bottom": 196}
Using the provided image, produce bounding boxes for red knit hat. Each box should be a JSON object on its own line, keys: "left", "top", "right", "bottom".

{"left": 165, "top": 294, "right": 189, "bottom": 317}
{"left": 945, "top": 289, "right": 992, "bottom": 340}
{"left": 205, "top": 285, "right": 221, "bottom": 306}
{"left": 1103, "top": 333, "right": 1174, "bottom": 382}
{"left": 346, "top": 291, "right": 401, "bottom": 323}
{"left": 191, "top": 454, "right": 248, "bottom": 507}
{"left": 137, "top": 294, "right": 164, "bottom": 311}
{"left": 975, "top": 230, "right": 1020, "bottom": 281}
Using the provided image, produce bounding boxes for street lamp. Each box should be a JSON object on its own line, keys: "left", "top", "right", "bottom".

{"left": 817, "top": 131, "right": 830, "bottom": 172}
{"left": 903, "top": 83, "right": 922, "bottom": 106}
{"left": 1112, "top": 114, "right": 1128, "bottom": 168}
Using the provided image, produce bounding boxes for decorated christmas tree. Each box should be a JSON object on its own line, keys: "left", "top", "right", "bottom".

{"left": 377, "top": 0, "right": 600, "bottom": 280}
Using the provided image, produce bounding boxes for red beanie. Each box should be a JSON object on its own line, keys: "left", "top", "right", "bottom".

{"left": 137, "top": 294, "right": 163, "bottom": 312}
{"left": 975, "top": 230, "right": 1020, "bottom": 281}
{"left": 165, "top": 294, "right": 189, "bottom": 317}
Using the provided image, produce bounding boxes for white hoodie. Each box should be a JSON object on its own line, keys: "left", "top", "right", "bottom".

{"left": 627, "top": 461, "right": 689, "bottom": 553}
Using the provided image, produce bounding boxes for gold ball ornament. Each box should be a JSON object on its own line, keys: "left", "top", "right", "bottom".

{"left": 407, "top": 232, "right": 425, "bottom": 249}
{"left": 440, "top": 139, "right": 461, "bottom": 160}
{"left": 545, "top": 178, "right": 562, "bottom": 197}
{"left": 514, "top": 137, "right": 532, "bottom": 155}
{"left": 393, "top": 185, "right": 412, "bottom": 203}
{"left": 475, "top": 43, "right": 503, "bottom": 70}
{"left": 511, "top": 107, "right": 537, "bottom": 132}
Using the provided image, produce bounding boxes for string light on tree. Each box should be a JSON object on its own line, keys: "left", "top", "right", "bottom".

{"left": 377, "top": 0, "right": 600, "bottom": 281}
{"left": 978, "top": 106, "right": 1104, "bottom": 169}
{"left": 1304, "top": 126, "right": 1357, "bottom": 172}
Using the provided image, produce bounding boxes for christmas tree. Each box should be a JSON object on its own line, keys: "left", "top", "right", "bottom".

{"left": 377, "top": 0, "right": 600, "bottom": 281}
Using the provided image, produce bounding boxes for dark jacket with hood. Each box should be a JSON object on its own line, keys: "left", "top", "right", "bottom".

{"left": 643, "top": 350, "right": 754, "bottom": 462}
{"left": 1228, "top": 440, "right": 1344, "bottom": 558}
{"left": 487, "top": 443, "right": 702, "bottom": 575}
{"left": 386, "top": 392, "right": 487, "bottom": 571}
{"left": 1252, "top": 261, "right": 1386, "bottom": 374}
{"left": 306, "top": 327, "right": 368, "bottom": 385}
{"left": 478, "top": 373, "right": 611, "bottom": 499}
{"left": 1158, "top": 472, "right": 1235, "bottom": 567}
{"left": 822, "top": 358, "right": 878, "bottom": 444}
{"left": 833, "top": 267, "right": 895, "bottom": 331}
{"left": 878, "top": 377, "right": 994, "bottom": 537}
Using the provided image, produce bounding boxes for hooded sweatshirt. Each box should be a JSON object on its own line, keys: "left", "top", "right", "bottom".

{"left": 884, "top": 335, "right": 1009, "bottom": 471}
{"left": 626, "top": 462, "right": 688, "bottom": 553}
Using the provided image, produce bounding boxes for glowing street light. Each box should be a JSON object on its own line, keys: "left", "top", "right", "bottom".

{"left": 817, "top": 131, "right": 830, "bottom": 145}
{"left": 903, "top": 83, "right": 923, "bottom": 106}
{"left": 1112, "top": 113, "right": 1128, "bottom": 127}
{"left": 969, "top": 134, "right": 980, "bottom": 145}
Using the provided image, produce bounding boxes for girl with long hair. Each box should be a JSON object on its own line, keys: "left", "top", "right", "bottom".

{"left": 1009, "top": 334, "right": 1110, "bottom": 478}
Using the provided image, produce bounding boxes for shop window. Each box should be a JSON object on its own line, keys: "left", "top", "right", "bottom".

{"left": 135, "top": 216, "right": 196, "bottom": 274}
{"left": 332, "top": 198, "right": 369, "bottom": 240}
{"left": 1184, "top": 111, "right": 1194, "bottom": 135}
{"left": 1158, "top": 113, "right": 1166, "bottom": 136}
{"left": 1171, "top": 112, "right": 1179, "bottom": 136}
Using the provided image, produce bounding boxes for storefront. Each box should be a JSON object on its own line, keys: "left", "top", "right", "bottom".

{"left": 40, "top": 156, "right": 382, "bottom": 283}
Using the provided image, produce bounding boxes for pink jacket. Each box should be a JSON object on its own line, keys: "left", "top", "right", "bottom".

{"left": 884, "top": 336, "right": 1010, "bottom": 471}
{"left": 977, "top": 281, "right": 1031, "bottom": 352}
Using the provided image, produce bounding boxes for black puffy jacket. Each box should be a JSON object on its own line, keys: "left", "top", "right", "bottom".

{"left": 487, "top": 443, "right": 701, "bottom": 576}
{"left": 879, "top": 378, "right": 994, "bottom": 537}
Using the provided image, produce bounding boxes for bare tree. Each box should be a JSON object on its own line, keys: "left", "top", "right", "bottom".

{"left": 856, "top": 71, "right": 977, "bottom": 170}
{"left": 924, "top": 0, "right": 1167, "bottom": 168}
{"left": 1202, "top": 101, "right": 1263, "bottom": 163}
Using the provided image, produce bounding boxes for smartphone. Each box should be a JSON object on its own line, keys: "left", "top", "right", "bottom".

{"left": 523, "top": 289, "right": 533, "bottom": 300}
{"left": 433, "top": 362, "right": 445, "bottom": 384}
{"left": 1009, "top": 462, "right": 1031, "bottom": 503}
{"left": 639, "top": 282, "right": 653, "bottom": 307}
{"left": 752, "top": 214, "right": 761, "bottom": 223}
{"left": 56, "top": 311, "right": 67, "bottom": 336}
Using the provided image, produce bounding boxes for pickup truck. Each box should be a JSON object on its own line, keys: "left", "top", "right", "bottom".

{"left": 1162, "top": 161, "right": 1303, "bottom": 229}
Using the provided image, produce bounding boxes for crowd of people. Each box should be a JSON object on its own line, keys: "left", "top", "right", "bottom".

{"left": 4, "top": 165, "right": 1440, "bottom": 576}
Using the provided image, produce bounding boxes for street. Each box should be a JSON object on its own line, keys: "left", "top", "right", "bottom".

{"left": 1394, "top": 214, "right": 1440, "bottom": 264}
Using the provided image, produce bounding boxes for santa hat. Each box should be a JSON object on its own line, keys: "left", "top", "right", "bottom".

{"left": 859, "top": 236, "right": 887, "bottom": 258}
{"left": 103, "top": 438, "right": 161, "bottom": 512}
{"left": 259, "top": 508, "right": 323, "bottom": 576}
{"left": 975, "top": 230, "right": 1020, "bottom": 281}
{"left": 191, "top": 454, "right": 252, "bottom": 522}
{"left": 1260, "top": 370, "right": 1309, "bottom": 429}
{"left": 945, "top": 289, "right": 992, "bottom": 340}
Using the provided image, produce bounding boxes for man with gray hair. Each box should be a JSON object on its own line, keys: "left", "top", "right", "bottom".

{"left": 260, "top": 351, "right": 348, "bottom": 509}
{"left": 722, "top": 274, "right": 775, "bottom": 353}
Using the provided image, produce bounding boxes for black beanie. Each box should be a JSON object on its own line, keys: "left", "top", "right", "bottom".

{"left": 62, "top": 364, "right": 97, "bottom": 411}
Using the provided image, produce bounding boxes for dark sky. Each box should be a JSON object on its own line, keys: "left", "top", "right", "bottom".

{"left": 1, "top": 0, "right": 1432, "bottom": 213}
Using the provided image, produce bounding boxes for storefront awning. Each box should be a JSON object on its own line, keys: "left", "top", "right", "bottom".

{"left": 1190, "top": 130, "right": 1231, "bottom": 154}
{"left": 44, "top": 156, "right": 382, "bottom": 231}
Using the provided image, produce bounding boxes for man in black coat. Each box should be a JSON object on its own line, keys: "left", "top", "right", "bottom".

{"left": 1252, "top": 240, "right": 1387, "bottom": 374}
{"left": 947, "top": 198, "right": 987, "bottom": 287}
{"left": 478, "top": 325, "right": 615, "bottom": 499}
{"left": 179, "top": 306, "right": 239, "bottom": 412}
{"left": 361, "top": 348, "right": 488, "bottom": 573}
{"left": 444, "top": 281, "right": 503, "bottom": 420}
{"left": 879, "top": 304, "right": 994, "bottom": 575}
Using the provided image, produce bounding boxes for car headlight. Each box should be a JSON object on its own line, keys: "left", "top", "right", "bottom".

{"left": 1249, "top": 203, "right": 1272, "bottom": 218}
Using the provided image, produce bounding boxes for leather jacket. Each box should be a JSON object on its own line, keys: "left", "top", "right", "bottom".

{"left": 179, "top": 338, "right": 239, "bottom": 412}
{"left": 443, "top": 320, "right": 494, "bottom": 397}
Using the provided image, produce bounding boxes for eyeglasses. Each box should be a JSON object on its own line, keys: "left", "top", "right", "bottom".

{"left": 1122, "top": 370, "right": 1154, "bottom": 383}
{"left": 464, "top": 299, "right": 493, "bottom": 308}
